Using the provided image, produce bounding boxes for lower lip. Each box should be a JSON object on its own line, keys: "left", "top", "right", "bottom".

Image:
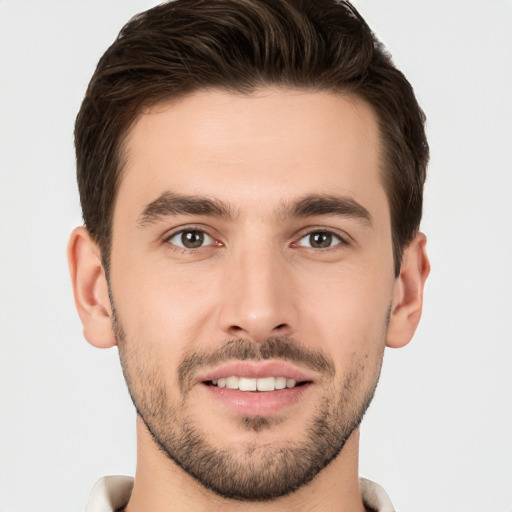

{"left": 203, "top": 383, "right": 311, "bottom": 416}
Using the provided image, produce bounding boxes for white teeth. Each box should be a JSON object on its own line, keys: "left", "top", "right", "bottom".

{"left": 226, "top": 376, "right": 239, "bottom": 389}
{"left": 256, "top": 377, "right": 275, "bottom": 391}
{"left": 275, "top": 377, "right": 287, "bottom": 390}
{"left": 239, "top": 377, "right": 257, "bottom": 391}
{"left": 286, "top": 379, "right": 296, "bottom": 389}
{"left": 211, "top": 376, "right": 300, "bottom": 391}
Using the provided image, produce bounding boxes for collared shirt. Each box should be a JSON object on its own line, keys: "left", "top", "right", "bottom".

{"left": 84, "top": 475, "right": 396, "bottom": 512}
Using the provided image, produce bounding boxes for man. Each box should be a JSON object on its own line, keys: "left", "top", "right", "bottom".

{"left": 67, "top": 0, "right": 430, "bottom": 510}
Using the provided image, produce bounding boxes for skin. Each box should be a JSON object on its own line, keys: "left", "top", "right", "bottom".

{"left": 68, "top": 88, "right": 429, "bottom": 512}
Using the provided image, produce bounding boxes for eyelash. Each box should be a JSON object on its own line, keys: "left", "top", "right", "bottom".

{"left": 162, "top": 226, "right": 351, "bottom": 253}
{"left": 163, "top": 226, "right": 220, "bottom": 253}
{"left": 293, "top": 229, "right": 350, "bottom": 250}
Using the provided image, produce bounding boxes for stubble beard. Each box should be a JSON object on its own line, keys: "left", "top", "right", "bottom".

{"left": 113, "top": 312, "right": 385, "bottom": 502}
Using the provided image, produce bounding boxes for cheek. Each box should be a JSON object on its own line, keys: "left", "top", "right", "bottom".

{"left": 111, "top": 259, "right": 220, "bottom": 353}
{"left": 296, "top": 264, "right": 393, "bottom": 358}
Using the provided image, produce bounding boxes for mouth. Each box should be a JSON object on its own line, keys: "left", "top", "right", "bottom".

{"left": 198, "top": 361, "right": 315, "bottom": 416}
{"left": 206, "top": 376, "right": 308, "bottom": 391}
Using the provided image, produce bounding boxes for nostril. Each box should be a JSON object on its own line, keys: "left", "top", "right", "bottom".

{"left": 225, "top": 322, "right": 293, "bottom": 340}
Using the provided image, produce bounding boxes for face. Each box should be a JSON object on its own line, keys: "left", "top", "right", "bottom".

{"left": 109, "top": 88, "right": 396, "bottom": 500}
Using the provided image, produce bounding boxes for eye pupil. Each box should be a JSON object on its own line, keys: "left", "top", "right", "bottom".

{"left": 181, "top": 230, "right": 204, "bottom": 248}
{"left": 310, "top": 232, "right": 332, "bottom": 248}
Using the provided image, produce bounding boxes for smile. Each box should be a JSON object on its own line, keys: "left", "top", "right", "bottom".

{"left": 198, "top": 361, "right": 316, "bottom": 415}
{"left": 209, "top": 376, "right": 300, "bottom": 391}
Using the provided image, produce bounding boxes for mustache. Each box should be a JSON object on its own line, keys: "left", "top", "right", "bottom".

{"left": 178, "top": 337, "right": 335, "bottom": 394}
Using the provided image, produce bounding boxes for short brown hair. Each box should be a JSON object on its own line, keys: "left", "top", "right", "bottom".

{"left": 75, "top": 0, "right": 428, "bottom": 276}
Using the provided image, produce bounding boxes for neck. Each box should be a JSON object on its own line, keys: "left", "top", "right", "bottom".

{"left": 124, "top": 417, "right": 367, "bottom": 512}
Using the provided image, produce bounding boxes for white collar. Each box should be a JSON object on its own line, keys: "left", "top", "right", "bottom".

{"left": 84, "top": 475, "right": 395, "bottom": 512}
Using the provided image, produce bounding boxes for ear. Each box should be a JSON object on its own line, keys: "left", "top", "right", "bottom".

{"left": 386, "top": 232, "right": 430, "bottom": 349}
{"left": 67, "top": 227, "right": 117, "bottom": 348}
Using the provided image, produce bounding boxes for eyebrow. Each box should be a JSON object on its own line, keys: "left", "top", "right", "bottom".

{"left": 137, "top": 191, "right": 372, "bottom": 227}
{"left": 137, "top": 191, "right": 236, "bottom": 227}
{"left": 279, "top": 194, "right": 372, "bottom": 225}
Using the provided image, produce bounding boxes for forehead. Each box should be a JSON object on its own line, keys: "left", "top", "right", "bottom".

{"left": 117, "top": 88, "right": 386, "bottom": 222}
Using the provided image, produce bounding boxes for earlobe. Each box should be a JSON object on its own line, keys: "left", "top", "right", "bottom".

{"left": 67, "top": 227, "right": 117, "bottom": 349}
{"left": 386, "top": 232, "right": 430, "bottom": 349}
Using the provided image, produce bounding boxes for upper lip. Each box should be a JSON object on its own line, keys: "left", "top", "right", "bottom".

{"left": 196, "top": 360, "right": 317, "bottom": 384}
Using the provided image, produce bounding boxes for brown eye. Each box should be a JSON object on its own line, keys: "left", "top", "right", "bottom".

{"left": 297, "top": 231, "right": 343, "bottom": 249}
{"left": 310, "top": 232, "right": 332, "bottom": 248}
{"left": 168, "top": 229, "right": 212, "bottom": 249}
{"left": 182, "top": 230, "right": 204, "bottom": 248}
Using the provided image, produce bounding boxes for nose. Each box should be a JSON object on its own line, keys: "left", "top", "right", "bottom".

{"left": 218, "top": 244, "right": 297, "bottom": 342}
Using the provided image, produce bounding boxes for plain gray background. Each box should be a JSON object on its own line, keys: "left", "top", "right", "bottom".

{"left": 0, "top": 1, "right": 511, "bottom": 511}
